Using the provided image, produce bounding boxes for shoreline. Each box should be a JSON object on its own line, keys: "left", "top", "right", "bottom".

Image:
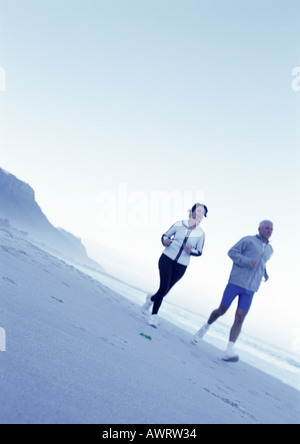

{"left": 1, "top": 227, "right": 299, "bottom": 424}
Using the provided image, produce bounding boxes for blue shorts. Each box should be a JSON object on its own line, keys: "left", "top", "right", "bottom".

{"left": 221, "top": 283, "right": 255, "bottom": 313}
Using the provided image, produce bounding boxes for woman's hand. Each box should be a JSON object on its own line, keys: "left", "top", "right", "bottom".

{"left": 184, "top": 245, "right": 192, "bottom": 255}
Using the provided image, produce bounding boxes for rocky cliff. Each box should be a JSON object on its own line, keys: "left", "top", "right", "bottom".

{"left": 0, "top": 168, "right": 102, "bottom": 271}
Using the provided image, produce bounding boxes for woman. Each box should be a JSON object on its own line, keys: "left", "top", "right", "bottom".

{"left": 142, "top": 203, "right": 208, "bottom": 328}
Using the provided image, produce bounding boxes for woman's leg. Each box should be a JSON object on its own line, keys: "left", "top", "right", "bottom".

{"left": 152, "top": 256, "right": 186, "bottom": 315}
{"left": 168, "top": 261, "right": 187, "bottom": 292}
{"left": 151, "top": 255, "right": 173, "bottom": 315}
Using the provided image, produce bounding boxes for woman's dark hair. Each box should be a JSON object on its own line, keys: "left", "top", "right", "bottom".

{"left": 190, "top": 203, "right": 208, "bottom": 218}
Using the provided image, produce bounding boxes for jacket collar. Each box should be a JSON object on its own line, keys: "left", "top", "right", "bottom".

{"left": 183, "top": 220, "right": 199, "bottom": 230}
{"left": 256, "top": 234, "right": 270, "bottom": 244}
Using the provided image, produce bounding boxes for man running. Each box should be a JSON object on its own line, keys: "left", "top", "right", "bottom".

{"left": 193, "top": 220, "right": 274, "bottom": 362}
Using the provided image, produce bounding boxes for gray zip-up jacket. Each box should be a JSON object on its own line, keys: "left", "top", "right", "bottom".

{"left": 161, "top": 220, "right": 205, "bottom": 267}
{"left": 228, "top": 234, "right": 273, "bottom": 292}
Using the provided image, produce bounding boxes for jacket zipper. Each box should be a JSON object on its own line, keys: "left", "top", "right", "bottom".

{"left": 174, "top": 229, "right": 192, "bottom": 262}
{"left": 248, "top": 242, "right": 267, "bottom": 288}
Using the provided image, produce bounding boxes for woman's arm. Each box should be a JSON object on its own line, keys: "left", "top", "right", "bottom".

{"left": 161, "top": 223, "right": 177, "bottom": 247}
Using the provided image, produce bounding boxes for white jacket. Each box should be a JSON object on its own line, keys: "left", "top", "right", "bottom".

{"left": 161, "top": 220, "right": 205, "bottom": 266}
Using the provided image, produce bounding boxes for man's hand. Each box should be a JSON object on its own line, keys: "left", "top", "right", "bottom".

{"left": 251, "top": 259, "right": 257, "bottom": 267}
{"left": 163, "top": 238, "right": 172, "bottom": 247}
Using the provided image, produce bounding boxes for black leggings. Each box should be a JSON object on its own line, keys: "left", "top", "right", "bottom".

{"left": 151, "top": 254, "right": 187, "bottom": 315}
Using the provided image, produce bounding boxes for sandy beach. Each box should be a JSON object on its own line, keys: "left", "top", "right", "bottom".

{"left": 0, "top": 226, "right": 299, "bottom": 424}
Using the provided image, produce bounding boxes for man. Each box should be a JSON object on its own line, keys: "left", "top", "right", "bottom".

{"left": 193, "top": 220, "right": 274, "bottom": 362}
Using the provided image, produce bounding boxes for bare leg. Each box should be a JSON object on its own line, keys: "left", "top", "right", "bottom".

{"left": 192, "top": 305, "right": 228, "bottom": 344}
{"left": 208, "top": 305, "right": 228, "bottom": 325}
{"left": 229, "top": 308, "right": 247, "bottom": 342}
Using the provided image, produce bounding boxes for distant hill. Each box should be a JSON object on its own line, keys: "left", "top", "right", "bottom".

{"left": 0, "top": 167, "right": 103, "bottom": 271}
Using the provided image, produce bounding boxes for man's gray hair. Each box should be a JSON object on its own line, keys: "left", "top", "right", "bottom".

{"left": 259, "top": 220, "right": 273, "bottom": 228}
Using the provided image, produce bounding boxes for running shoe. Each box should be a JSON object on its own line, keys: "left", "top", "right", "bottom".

{"left": 141, "top": 294, "right": 154, "bottom": 315}
{"left": 148, "top": 314, "right": 159, "bottom": 328}
{"left": 191, "top": 323, "right": 209, "bottom": 344}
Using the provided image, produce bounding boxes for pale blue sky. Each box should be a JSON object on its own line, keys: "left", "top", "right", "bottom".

{"left": 1, "top": 0, "right": 299, "bottom": 350}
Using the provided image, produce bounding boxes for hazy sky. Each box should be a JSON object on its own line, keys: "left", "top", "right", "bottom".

{"left": 1, "top": 0, "right": 299, "bottom": 351}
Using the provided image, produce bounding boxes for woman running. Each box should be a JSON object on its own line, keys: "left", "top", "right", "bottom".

{"left": 142, "top": 203, "right": 208, "bottom": 327}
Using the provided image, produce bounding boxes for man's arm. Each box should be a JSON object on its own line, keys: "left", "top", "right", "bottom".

{"left": 228, "top": 238, "right": 254, "bottom": 268}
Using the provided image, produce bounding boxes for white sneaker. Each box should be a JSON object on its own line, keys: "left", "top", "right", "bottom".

{"left": 141, "top": 294, "right": 153, "bottom": 315}
{"left": 222, "top": 353, "right": 239, "bottom": 363}
{"left": 222, "top": 342, "right": 239, "bottom": 362}
{"left": 148, "top": 314, "right": 159, "bottom": 328}
{"left": 191, "top": 323, "right": 209, "bottom": 344}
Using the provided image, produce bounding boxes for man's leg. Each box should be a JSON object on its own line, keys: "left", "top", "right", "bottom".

{"left": 222, "top": 309, "right": 247, "bottom": 362}
{"left": 229, "top": 308, "right": 248, "bottom": 343}
{"left": 222, "top": 289, "right": 254, "bottom": 362}
{"left": 207, "top": 305, "right": 228, "bottom": 325}
{"left": 192, "top": 305, "right": 228, "bottom": 343}
{"left": 192, "top": 284, "right": 236, "bottom": 343}
{"left": 208, "top": 283, "right": 240, "bottom": 325}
